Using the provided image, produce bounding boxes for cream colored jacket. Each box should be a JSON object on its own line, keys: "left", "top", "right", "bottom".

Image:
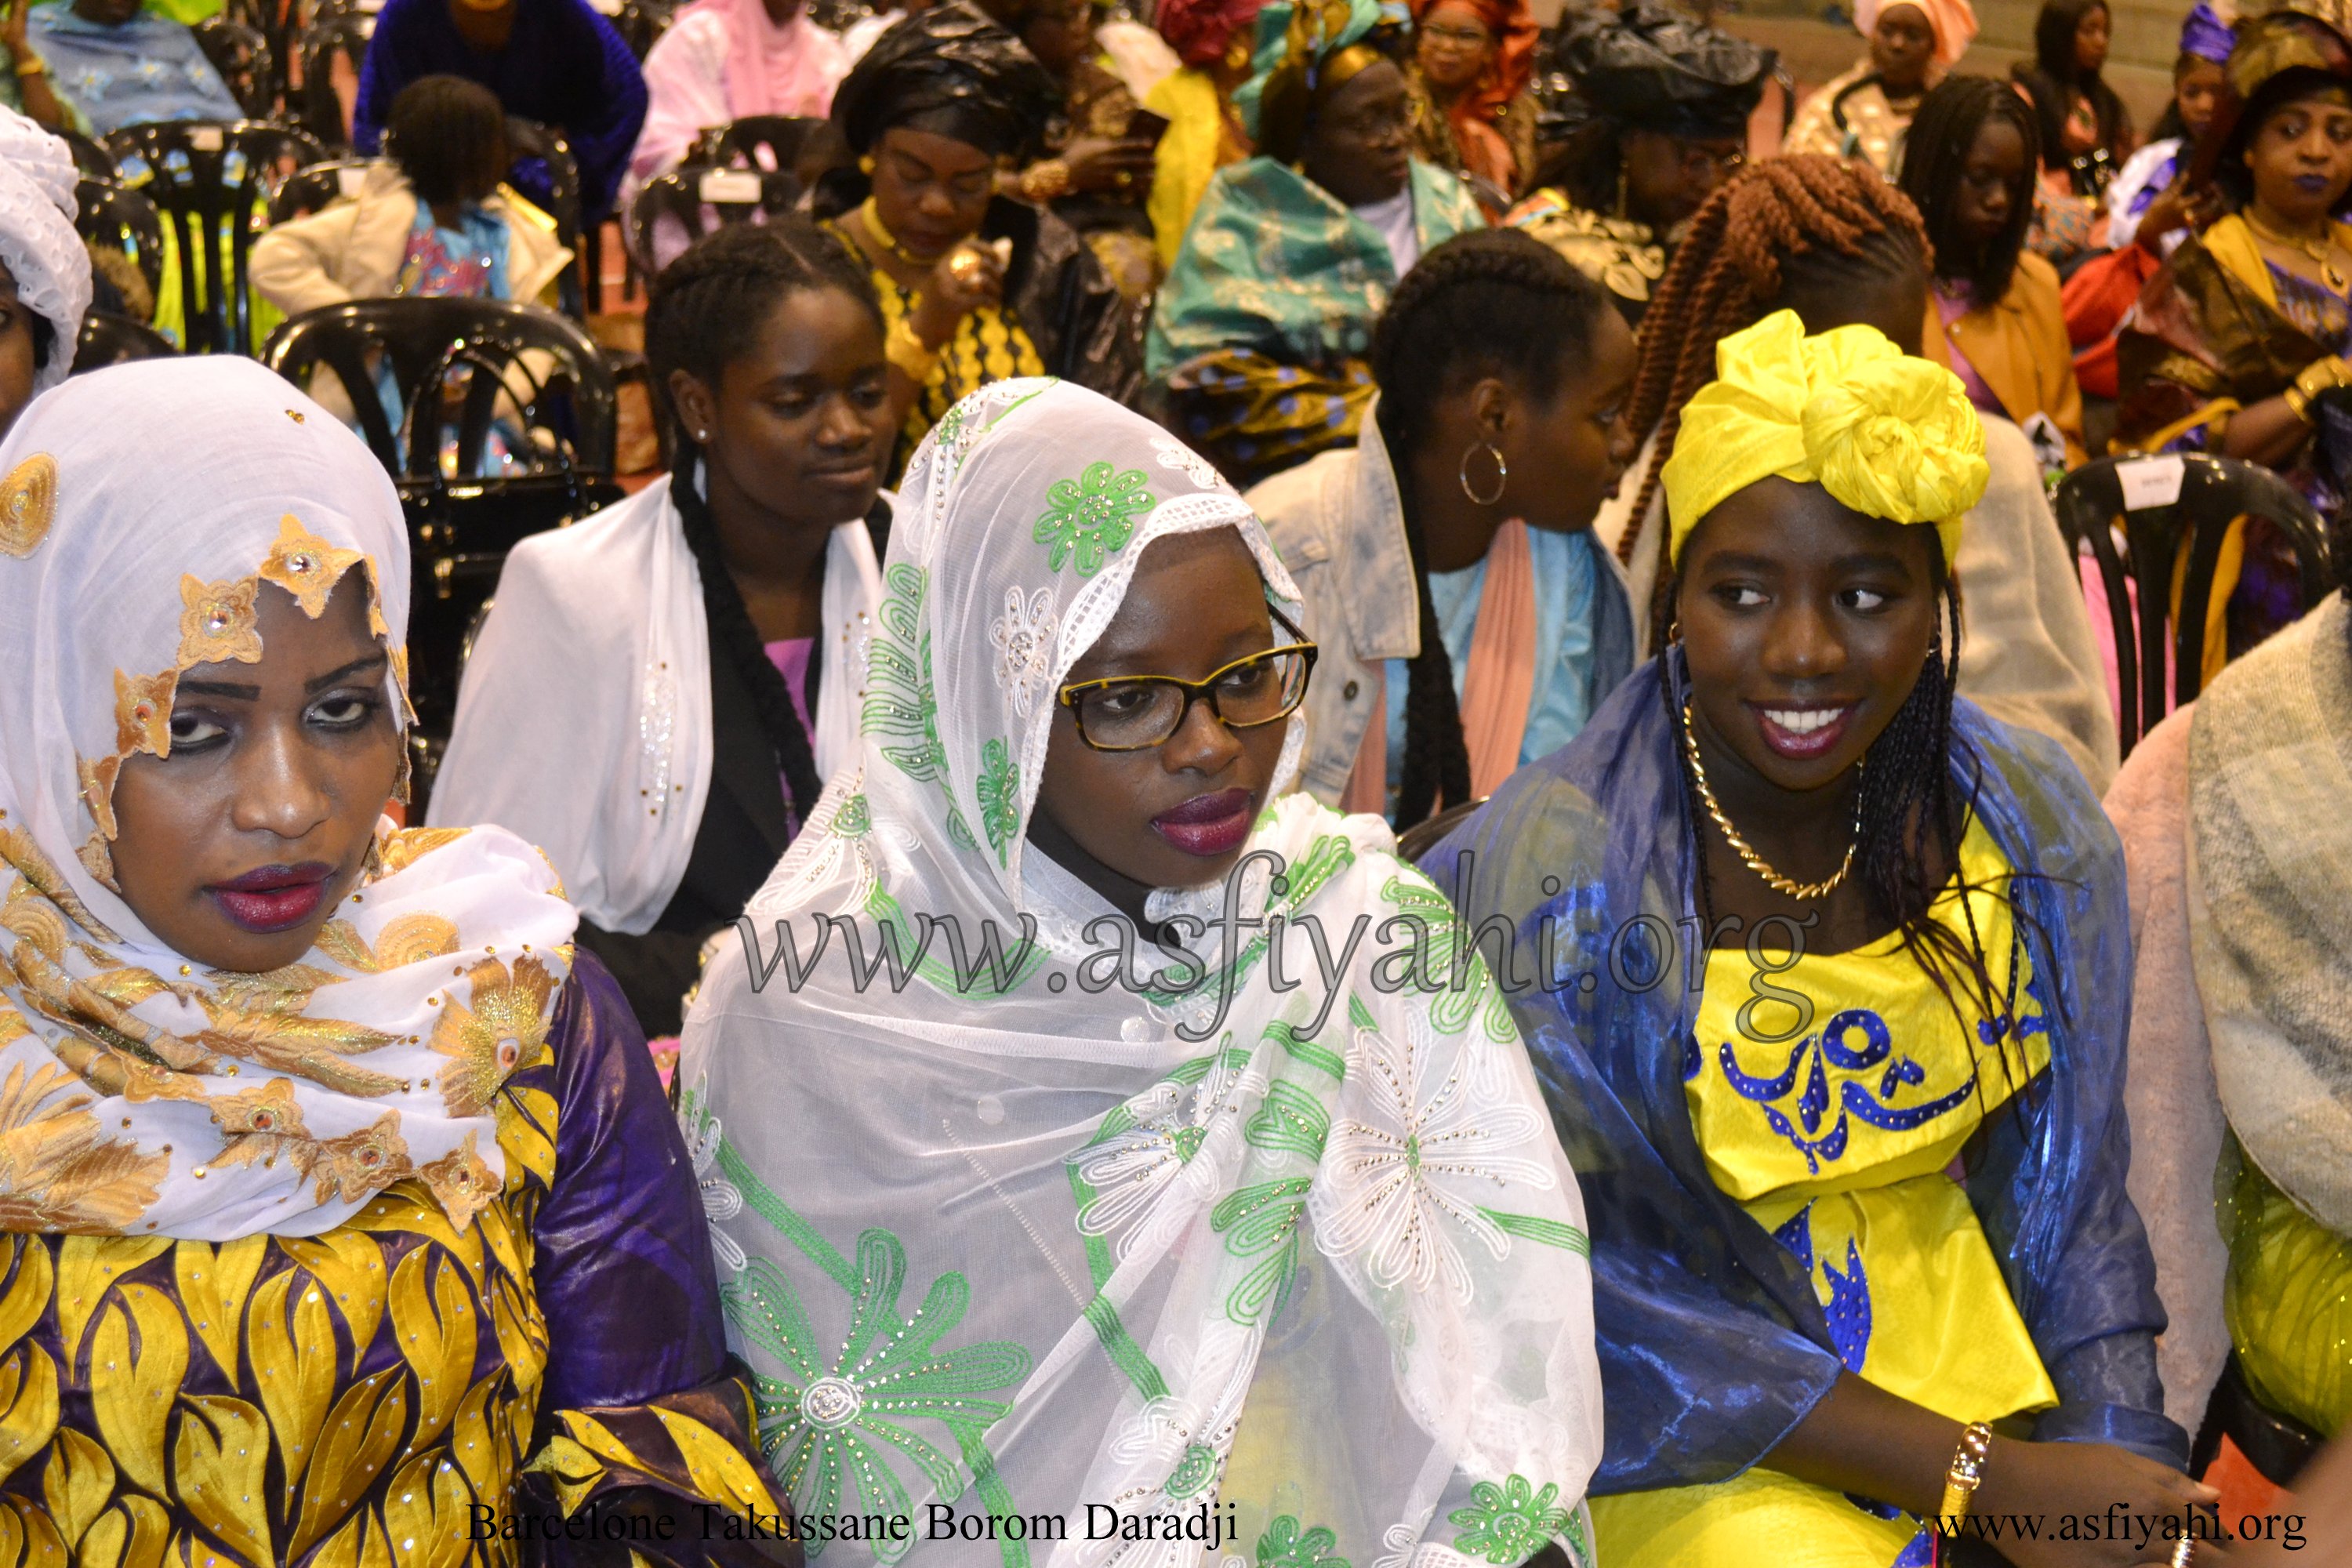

{"left": 249, "top": 162, "right": 574, "bottom": 318}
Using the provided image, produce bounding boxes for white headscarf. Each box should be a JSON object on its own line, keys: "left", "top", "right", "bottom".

{"left": 0, "top": 357, "right": 576, "bottom": 1240}
{"left": 679, "top": 380, "right": 1601, "bottom": 1568}
{"left": 0, "top": 107, "right": 92, "bottom": 393}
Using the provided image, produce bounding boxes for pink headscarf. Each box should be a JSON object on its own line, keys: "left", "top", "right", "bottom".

{"left": 1854, "top": 0, "right": 1978, "bottom": 67}
{"left": 677, "top": 0, "right": 845, "bottom": 116}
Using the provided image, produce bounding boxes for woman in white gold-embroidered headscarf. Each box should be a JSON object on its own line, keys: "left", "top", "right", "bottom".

{"left": 678, "top": 377, "right": 1600, "bottom": 1568}
{"left": 0, "top": 355, "right": 789, "bottom": 1563}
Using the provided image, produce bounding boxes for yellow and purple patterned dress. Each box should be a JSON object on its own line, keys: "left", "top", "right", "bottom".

{"left": 1592, "top": 817, "right": 2058, "bottom": 1568}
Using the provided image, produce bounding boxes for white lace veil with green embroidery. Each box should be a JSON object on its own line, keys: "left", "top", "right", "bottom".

{"left": 676, "top": 380, "right": 1601, "bottom": 1568}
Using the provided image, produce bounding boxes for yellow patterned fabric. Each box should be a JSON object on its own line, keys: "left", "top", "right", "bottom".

{"left": 853, "top": 248, "right": 1047, "bottom": 480}
{"left": 2219, "top": 1141, "right": 2352, "bottom": 1439}
{"left": 1661, "top": 309, "right": 1987, "bottom": 569}
{"left": 1594, "top": 816, "right": 2056, "bottom": 1568}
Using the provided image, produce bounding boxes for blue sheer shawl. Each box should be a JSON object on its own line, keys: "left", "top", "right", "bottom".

{"left": 1419, "top": 651, "right": 2184, "bottom": 1494}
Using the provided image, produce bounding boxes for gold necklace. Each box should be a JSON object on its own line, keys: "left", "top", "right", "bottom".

{"left": 2248, "top": 210, "right": 2349, "bottom": 291}
{"left": 1679, "top": 699, "right": 1863, "bottom": 901}
{"left": 858, "top": 197, "right": 931, "bottom": 269}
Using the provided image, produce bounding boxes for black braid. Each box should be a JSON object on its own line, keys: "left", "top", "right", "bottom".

{"left": 671, "top": 462, "right": 826, "bottom": 823}
{"left": 1897, "top": 76, "right": 2038, "bottom": 305}
{"left": 1370, "top": 229, "right": 1616, "bottom": 828}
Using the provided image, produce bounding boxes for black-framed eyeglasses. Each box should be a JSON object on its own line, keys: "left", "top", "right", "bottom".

{"left": 1057, "top": 611, "right": 1319, "bottom": 753}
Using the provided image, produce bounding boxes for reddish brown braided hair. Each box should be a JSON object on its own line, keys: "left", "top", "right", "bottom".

{"left": 1617, "top": 155, "right": 1934, "bottom": 565}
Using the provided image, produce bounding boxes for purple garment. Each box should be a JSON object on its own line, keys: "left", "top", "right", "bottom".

{"left": 352, "top": 0, "right": 648, "bottom": 217}
{"left": 763, "top": 636, "right": 815, "bottom": 835}
{"left": 1935, "top": 283, "right": 2008, "bottom": 421}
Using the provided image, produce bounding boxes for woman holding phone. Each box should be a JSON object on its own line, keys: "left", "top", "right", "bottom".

{"left": 1013, "top": 0, "right": 1166, "bottom": 299}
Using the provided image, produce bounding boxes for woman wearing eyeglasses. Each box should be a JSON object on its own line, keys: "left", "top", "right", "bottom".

{"left": 1504, "top": 0, "right": 1769, "bottom": 325}
{"left": 1404, "top": 0, "right": 1539, "bottom": 217}
{"left": 677, "top": 377, "right": 1602, "bottom": 1566}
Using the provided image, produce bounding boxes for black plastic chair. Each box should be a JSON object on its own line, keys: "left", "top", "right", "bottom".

{"left": 220, "top": 0, "right": 295, "bottom": 114}
{"left": 626, "top": 164, "right": 800, "bottom": 270}
{"left": 192, "top": 16, "right": 277, "bottom": 120}
{"left": 295, "top": 12, "right": 372, "bottom": 147}
{"left": 267, "top": 157, "right": 381, "bottom": 223}
{"left": 75, "top": 177, "right": 165, "bottom": 303}
{"left": 73, "top": 310, "right": 180, "bottom": 373}
{"left": 1396, "top": 797, "right": 1486, "bottom": 863}
{"left": 2053, "top": 452, "right": 2332, "bottom": 758}
{"left": 103, "top": 120, "right": 328, "bottom": 354}
{"left": 259, "top": 295, "right": 619, "bottom": 489}
{"left": 687, "top": 114, "right": 851, "bottom": 188}
{"left": 2190, "top": 1355, "right": 2322, "bottom": 1489}
{"left": 60, "top": 128, "right": 117, "bottom": 182}
{"left": 503, "top": 117, "right": 585, "bottom": 318}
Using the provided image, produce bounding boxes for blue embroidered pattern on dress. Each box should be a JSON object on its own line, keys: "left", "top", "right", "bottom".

{"left": 1772, "top": 1203, "right": 1871, "bottom": 1374}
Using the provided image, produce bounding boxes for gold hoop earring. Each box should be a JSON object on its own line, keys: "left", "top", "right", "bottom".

{"left": 1665, "top": 617, "right": 1682, "bottom": 646}
{"left": 1458, "top": 441, "right": 1507, "bottom": 506}
{"left": 859, "top": 153, "right": 877, "bottom": 175}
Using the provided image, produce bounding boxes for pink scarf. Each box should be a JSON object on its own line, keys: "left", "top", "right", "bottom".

{"left": 678, "top": 0, "right": 842, "bottom": 118}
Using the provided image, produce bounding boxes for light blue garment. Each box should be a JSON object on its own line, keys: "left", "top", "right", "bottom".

{"left": 1382, "top": 523, "right": 1604, "bottom": 796}
{"left": 27, "top": 3, "right": 241, "bottom": 134}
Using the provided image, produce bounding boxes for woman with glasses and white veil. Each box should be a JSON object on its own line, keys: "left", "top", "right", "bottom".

{"left": 677, "top": 378, "right": 1600, "bottom": 1567}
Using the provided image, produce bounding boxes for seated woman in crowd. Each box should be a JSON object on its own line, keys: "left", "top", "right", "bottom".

{"left": 623, "top": 0, "right": 848, "bottom": 214}
{"left": 2013, "top": 0, "right": 2135, "bottom": 201}
{"left": 2062, "top": 2, "right": 2235, "bottom": 403}
{"left": 1597, "top": 154, "right": 2117, "bottom": 790}
{"left": 252, "top": 75, "right": 572, "bottom": 318}
{"left": 1783, "top": 0, "right": 1976, "bottom": 178}
{"left": 1900, "top": 74, "right": 2089, "bottom": 473}
{"left": 1505, "top": 0, "right": 1770, "bottom": 325}
{"left": 354, "top": 0, "right": 648, "bottom": 224}
{"left": 1427, "top": 311, "right": 2195, "bottom": 1567}
{"left": 818, "top": 2, "right": 1138, "bottom": 480}
{"left": 1010, "top": 0, "right": 1160, "bottom": 301}
{"left": 2118, "top": 6, "right": 2352, "bottom": 675}
{"left": 1258, "top": 229, "right": 1637, "bottom": 824}
{"left": 1149, "top": 0, "right": 1484, "bottom": 487}
{"left": 1141, "top": 0, "right": 1260, "bottom": 270}
{"left": 2107, "top": 550, "right": 2352, "bottom": 1466}
{"left": 679, "top": 376, "right": 1602, "bottom": 1563}
{"left": 0, "top": 354, "right": 784, "bottom": 1562}
{"left": 24, "top": 0, "right": 238, "bottom": 133}
{"left": 1404, "top": 0, "right": 1537, "bottom": 217}
{"left": 433, "top": 220, "right": 890, "bottom": 1042}
{"left": 0, "top": 107, "right": 87, "bottom": 439}
{"left": 2, "top": 0, "right": 74, "bottom": 129}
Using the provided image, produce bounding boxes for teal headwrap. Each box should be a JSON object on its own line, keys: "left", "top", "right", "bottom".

{"left": 1235, "top": 0, "right": 1387, "bottom": 156}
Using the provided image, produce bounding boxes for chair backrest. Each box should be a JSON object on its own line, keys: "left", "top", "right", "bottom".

{"left": 296, "top": 13, "right": 372, "bottom": 147}
{"left": 625, "top": 164, "right": 800, "bottom": 270}
{"left": 688, "top": 114, "right": 851, "bottom": 189}
{"left": 60, "top": 129, "right": 118, "bottom": 183}
{"left": 612, "top": 0, "right": 671, "bottom": 58}
{"left": 259, "top": 295, "right": 619, "bottom": 488}
{"left": 103, "top": 120, "right": 328, "bottom": 354}
{"left": 268, "top": 157, "right": 381, "bottom": 223}
{"left": 501, "top": 117, "right": 583, "bottom": 316}
{"left": 192, "top": 16, "right": 278, "bottom": 120}
{"left": 1395, "top": 797, "right": 1486, "bottom": 864}
{"left": 219, "top": 0, "right": 296, "bottom": 116}
{"left": 75, "top": 177, "right": 165, "bottom": 301}
{"left": 73, "top": 310, "right": 180, "bottom": 374}
{"left": 2053, "top": 452, "right": 2334, "bottom": 758}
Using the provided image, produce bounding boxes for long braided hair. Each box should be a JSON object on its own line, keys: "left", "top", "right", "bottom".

{"left": 1898, "top": 75, "right": 2040, "bottom": 305}
{"left": 1367, "top": 229, "right": 1615, "bottom": 828}
{"left": 644, "top": 220, "right": 885, "bottom": 826}
{"left": 1619, "top": 156, "right": 1932, "bottom": 573}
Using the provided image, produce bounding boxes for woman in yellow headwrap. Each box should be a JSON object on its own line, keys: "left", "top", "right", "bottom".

{"left": 1421, "top": 311, "right": 2213, "bottom": 1566}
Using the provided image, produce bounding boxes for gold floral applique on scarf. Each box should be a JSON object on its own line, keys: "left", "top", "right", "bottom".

{"left": 176, "top": 575, "right": 264, "bottom": 667}
{"left": 258, "top": 515, "right": 365, "bottom": 619}
{"left": 0, "top": 453, "right": 56, "bottom": 557}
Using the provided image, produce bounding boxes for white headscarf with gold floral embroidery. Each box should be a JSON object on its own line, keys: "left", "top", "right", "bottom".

{"left": 0, "top": 357, "right": 578, "bottom": 1241}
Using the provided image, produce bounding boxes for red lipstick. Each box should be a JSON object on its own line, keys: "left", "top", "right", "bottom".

{"left": 1150, "top": 788, "right": 1256, "bottom": 858}
{"left": 207, "top": 862, "right": 334, "bottom": 934}
{"left": 1748, "top": 702, "right": 1859, "bottom": 762}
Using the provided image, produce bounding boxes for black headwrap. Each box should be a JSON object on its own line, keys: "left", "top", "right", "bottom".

{"left": 830, "top": 1, "right": 1064, "bottom": 162}
{"left": 1551, "top": 0, "right": 1773, "bottom": 140}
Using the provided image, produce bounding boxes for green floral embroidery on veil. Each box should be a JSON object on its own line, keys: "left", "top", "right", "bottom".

{"left": 1034, "top": 462, "right": 1155, "bottom": 575}
{"left": 831, "top": 794, "right": 870, "bottom": 837}
{"left": 717, "top": 1139, "right": 1036, "bottom": 1566}
{"left": 862, "top": 561, "right": 976, "bottom": 850}
{"left": 976, "top": 738, "right": 1020, "bottom": 866}
{"left": 1257, "top": 1515, "right": 1350, "bottom": 1568}
{"left": 1449, "top": 1475, "right": 1573, "bottom": 1566}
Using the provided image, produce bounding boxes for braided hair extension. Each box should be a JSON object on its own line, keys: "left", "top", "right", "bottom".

{"left": 1619, "top": 156, "right": 1932, "bottom": 568}
{"left": 1368, "top": 229, "right": 1616, "bottom": 827}
{"left": 644, "top": 220, "right": 887, "bottom": 827}
{"left": 1898, "top": 75, "right": 2040, "bottom": 305}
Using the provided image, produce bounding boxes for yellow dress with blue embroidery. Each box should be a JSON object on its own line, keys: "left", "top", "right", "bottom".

{"left": 1592, "top": 818, "right": 2059, "bottom": 1568}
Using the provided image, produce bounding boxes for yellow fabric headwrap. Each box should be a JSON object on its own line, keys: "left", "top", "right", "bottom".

{"left": 1661, "top": 310, "right": 1989, "bottom": 569}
